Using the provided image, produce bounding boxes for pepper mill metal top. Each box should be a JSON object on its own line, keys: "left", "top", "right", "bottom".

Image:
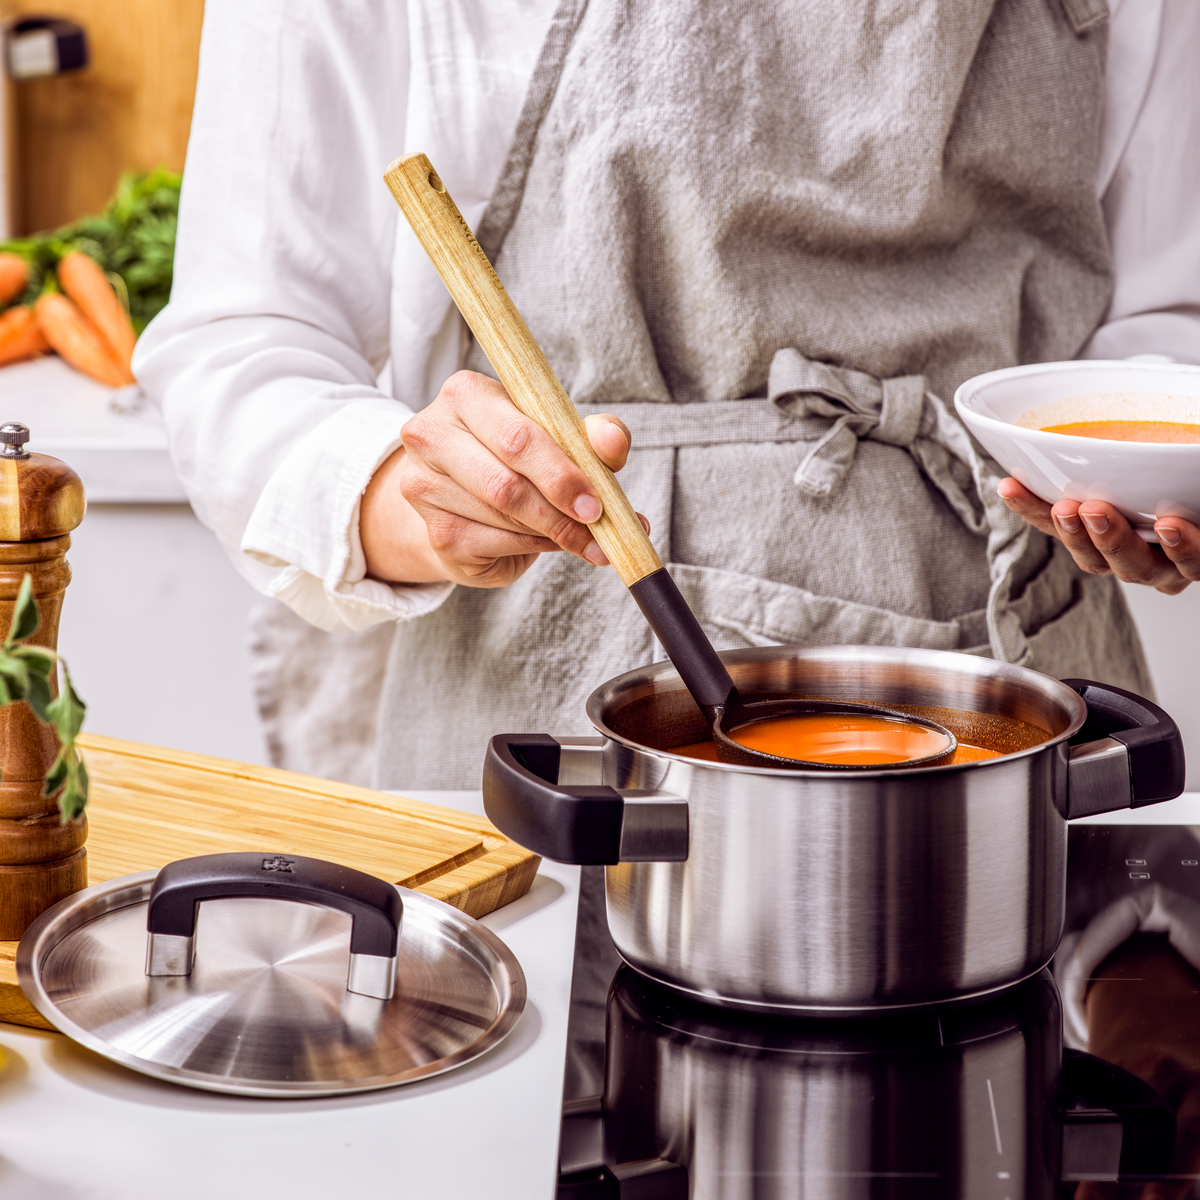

{"left": 0, "top": 423, "right": 32, "bottom": 460}
{"left": 0, "top": 423, "right": 86, "bottom": 542}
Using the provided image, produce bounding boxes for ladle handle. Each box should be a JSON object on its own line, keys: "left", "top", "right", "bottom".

{"left": 383, "top": 153, "right": 662, "bottom": 588}
{"left": 384, "top": 154, "right": 737, "bottom": 717}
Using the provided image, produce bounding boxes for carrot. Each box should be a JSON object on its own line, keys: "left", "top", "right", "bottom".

{"left": 0, "top": 254, "right": 27, "bottom": 306}
{"left": 0, "top": 306, "right": 50, "bottom": 367}
{"left": 56, "top": 251, "right": 137, "bottom": 371}
{"left": 35, "top": 293, "right": 135, "bottom": 388}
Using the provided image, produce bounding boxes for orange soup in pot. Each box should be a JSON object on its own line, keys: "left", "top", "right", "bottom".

{"left": 669, "top": 713, "right": 1002, "bottom": 767}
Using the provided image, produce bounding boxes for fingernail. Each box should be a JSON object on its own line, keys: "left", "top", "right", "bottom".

{"left": 1055, "top": 513, "right": 1081, "bottom": 534}
{"left": 1156, "top": 524, "right": 1182, "bottom": 547}
{"left": 583, "top": 541, "right": 608, "bottom": 566}
{"left": 604, "top": 418, "right": 630, "bottom": 448}
{"left": 574, "top": 495, "right": 601, "bottom": 523}
{"left": 1082, "top": 513, "right": 1108, "bottom": 535}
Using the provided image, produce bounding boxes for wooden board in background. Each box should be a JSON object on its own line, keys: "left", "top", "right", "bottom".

{"left": 1, "top": 0, "right": 204, "bottom": 232}
{"left": 0, "top": 734, "right": 540, "bottom": 1030}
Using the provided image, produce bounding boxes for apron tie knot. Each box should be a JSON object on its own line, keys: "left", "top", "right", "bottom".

{"left": 767, "top": 345, "right": 1035, "bottom": 665}
{"left": 772, "top": 345, "right": 960, "bottom": 508}
{"left": 876, "top": 375, "right": 926, "bottom": 447}
{"left": 768, "top": 347, "right": 931, "bottom": 498}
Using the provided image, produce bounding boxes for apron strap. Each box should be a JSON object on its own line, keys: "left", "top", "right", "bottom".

{"left": 1059, "top": 0, "right": 1108, "bottom": 37}
{"left": 768, "top": 346, "right": 1034, "bottom": 664}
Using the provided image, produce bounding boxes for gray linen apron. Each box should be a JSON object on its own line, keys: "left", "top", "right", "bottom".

{"left": 376, "top": 0, "right": 1149, "bottom": 791}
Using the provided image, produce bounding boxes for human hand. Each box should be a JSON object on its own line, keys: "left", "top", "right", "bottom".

{"left": 360, "top": 370, "right": 642, "bottom": 587}
{"left": 997, "top": 479, "right": 1200, "bottom": 595}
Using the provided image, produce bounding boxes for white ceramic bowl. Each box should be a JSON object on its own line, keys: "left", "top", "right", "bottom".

{"left": 954, "top": 359, "right": 1200, "bottom": 539}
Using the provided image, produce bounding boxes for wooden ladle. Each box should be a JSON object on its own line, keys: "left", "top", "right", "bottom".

{"left": 383, "top": 154, "right": 956, "bottom": 771}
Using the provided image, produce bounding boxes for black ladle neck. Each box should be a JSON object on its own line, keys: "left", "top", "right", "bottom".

{"left": 628, "top": 566, "right": 737, "bottom": 726}
{"left": 627, "top": 567, "right": 957, "bottom": 770}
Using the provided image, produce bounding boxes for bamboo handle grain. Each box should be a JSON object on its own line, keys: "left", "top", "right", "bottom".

{"left": 383, "top": 153, "right": 663, "bottom": 587}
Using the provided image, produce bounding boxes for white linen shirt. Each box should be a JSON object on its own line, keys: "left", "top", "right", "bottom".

{"left": 134, "top": 0, "right": 1200, "bottom": 634}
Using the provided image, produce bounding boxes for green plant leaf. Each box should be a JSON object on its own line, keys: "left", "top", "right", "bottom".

{"left": 47, "top": 751, "right": 88, "bottom": 823}
{"left": 46, "top": 678, "right": 86, "bottom": 743}
{"left": 57, "top": 775, "right": 85, "bottom": 824}
{"left": 9, "top": 576, "right": 39, "bottom": 644}
{"left": 25, "top": 672, "right": 51, "bottom": 722}
{"left": 42, "top": 751, "right": 68, "bottom": 797}
{"left": 18, "top": 649, "right": 54, "bottom": 680}
{"left": 0, "top": 655, "right": 29, "bottom": 696}
{"left": 47, "top": 700, "right": 83, "bottom": 744}
{"left": 58, "top": 779, "right": 77, "bottom": 820}
{"left": 0, "top": 575, "right": 89, "bottom": 822}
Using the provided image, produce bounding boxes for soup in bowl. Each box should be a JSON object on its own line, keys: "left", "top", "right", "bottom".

{"left": 954, "top": 359, "right": 1200, "bottom": 539}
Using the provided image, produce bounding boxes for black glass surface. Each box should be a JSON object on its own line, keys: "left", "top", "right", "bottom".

{"left": 556, "top": 826, "right": 1200, "bottom": 1199}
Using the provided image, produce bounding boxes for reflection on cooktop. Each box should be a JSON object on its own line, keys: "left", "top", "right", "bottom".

{"left": 557, "top": 826, "right": 1200, "bottom": 1199}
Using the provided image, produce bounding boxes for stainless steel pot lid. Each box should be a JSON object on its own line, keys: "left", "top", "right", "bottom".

{"left": 16, "top": 852, "right": 526, "bottom": 1097}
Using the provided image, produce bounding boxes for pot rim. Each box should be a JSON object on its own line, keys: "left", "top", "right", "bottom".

{"left": 585, "top": 644, "right": 1089, "bottom": 778}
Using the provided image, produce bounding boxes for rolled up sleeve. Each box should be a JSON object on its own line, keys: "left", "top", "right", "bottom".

{"left": 134, "top": 0, "right": 453, "bottom": 632}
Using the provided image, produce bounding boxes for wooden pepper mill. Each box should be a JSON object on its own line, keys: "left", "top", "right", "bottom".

{"left": 0, "top": 422, "right": 87, "bottom": 940}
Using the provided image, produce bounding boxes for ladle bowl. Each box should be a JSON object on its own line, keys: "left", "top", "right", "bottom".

{"left": 712, "top": 697, "right": 956, "bottom": 770}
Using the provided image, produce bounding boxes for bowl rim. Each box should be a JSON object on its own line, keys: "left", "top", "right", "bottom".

{"left": 954, "top": 359, "right": 1200, "bottom": 444}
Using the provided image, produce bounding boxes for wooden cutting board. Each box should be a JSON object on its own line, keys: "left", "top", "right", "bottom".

{"left": 0, "top": 733, "right": 540, "bottom": 1031}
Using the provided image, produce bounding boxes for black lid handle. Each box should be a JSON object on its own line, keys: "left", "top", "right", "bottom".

{"left": 145, "top": 852, "right": 403, "bottom": 1000}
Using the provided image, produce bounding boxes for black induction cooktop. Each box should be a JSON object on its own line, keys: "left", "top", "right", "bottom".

{"left": 556, "top": 825, "right": 1200, "bottom": 1199}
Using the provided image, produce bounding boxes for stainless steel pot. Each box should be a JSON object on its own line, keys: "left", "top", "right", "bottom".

{"left": 484, "top": 646, "right": 1185, "bottom": 1014}
{"left": 593, "top": 967, "right": 1175, "bottom": 1196}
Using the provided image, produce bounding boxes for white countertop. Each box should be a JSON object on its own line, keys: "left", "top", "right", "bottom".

{"left": 0, "top": 358, "right": 185, "bottom": 503}
{"left": 0, "top": 790, "right": 581, "bottom": 1200}
{"left": 0, "top": 788, "right": 1197, "bottom": 1199}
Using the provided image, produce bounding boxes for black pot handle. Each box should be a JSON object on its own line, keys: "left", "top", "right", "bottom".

{"left": 1063, "top": 679, "right": 1186, "bottom": 818}
{"left": 145, "top": 852, "right": 403, "bottom": 1000}
{"left": 1052, "top": 1048, "right": 1176, "bottom": 1182}
{"left": 557, "top": 1160, "right": 688, "bottom": 1199}
{"left": 484, "top": 734, "right": 688, "bottom": 866}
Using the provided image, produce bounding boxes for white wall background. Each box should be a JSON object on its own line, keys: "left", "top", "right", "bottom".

{"left": 56, "top": 503, "right": 269, "bottom": 766}
{"left": 1120, "top": 582, "right": 1200, "bottom": 790}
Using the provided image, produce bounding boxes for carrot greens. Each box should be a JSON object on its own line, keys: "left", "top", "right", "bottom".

{"left": 0, "top": 168, "right": 181, "bottom": 333}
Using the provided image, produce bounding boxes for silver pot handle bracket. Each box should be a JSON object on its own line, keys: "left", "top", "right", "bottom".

{"left": 483, "top": 734, "right": 689, "bottom": 865}
{"left": 1063, "top": 679, "right": 1186, "bottom": 820}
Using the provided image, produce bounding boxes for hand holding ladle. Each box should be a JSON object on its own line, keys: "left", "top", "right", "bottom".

{"left": 383, "top": 153, "right": 955, "bottom": 770}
